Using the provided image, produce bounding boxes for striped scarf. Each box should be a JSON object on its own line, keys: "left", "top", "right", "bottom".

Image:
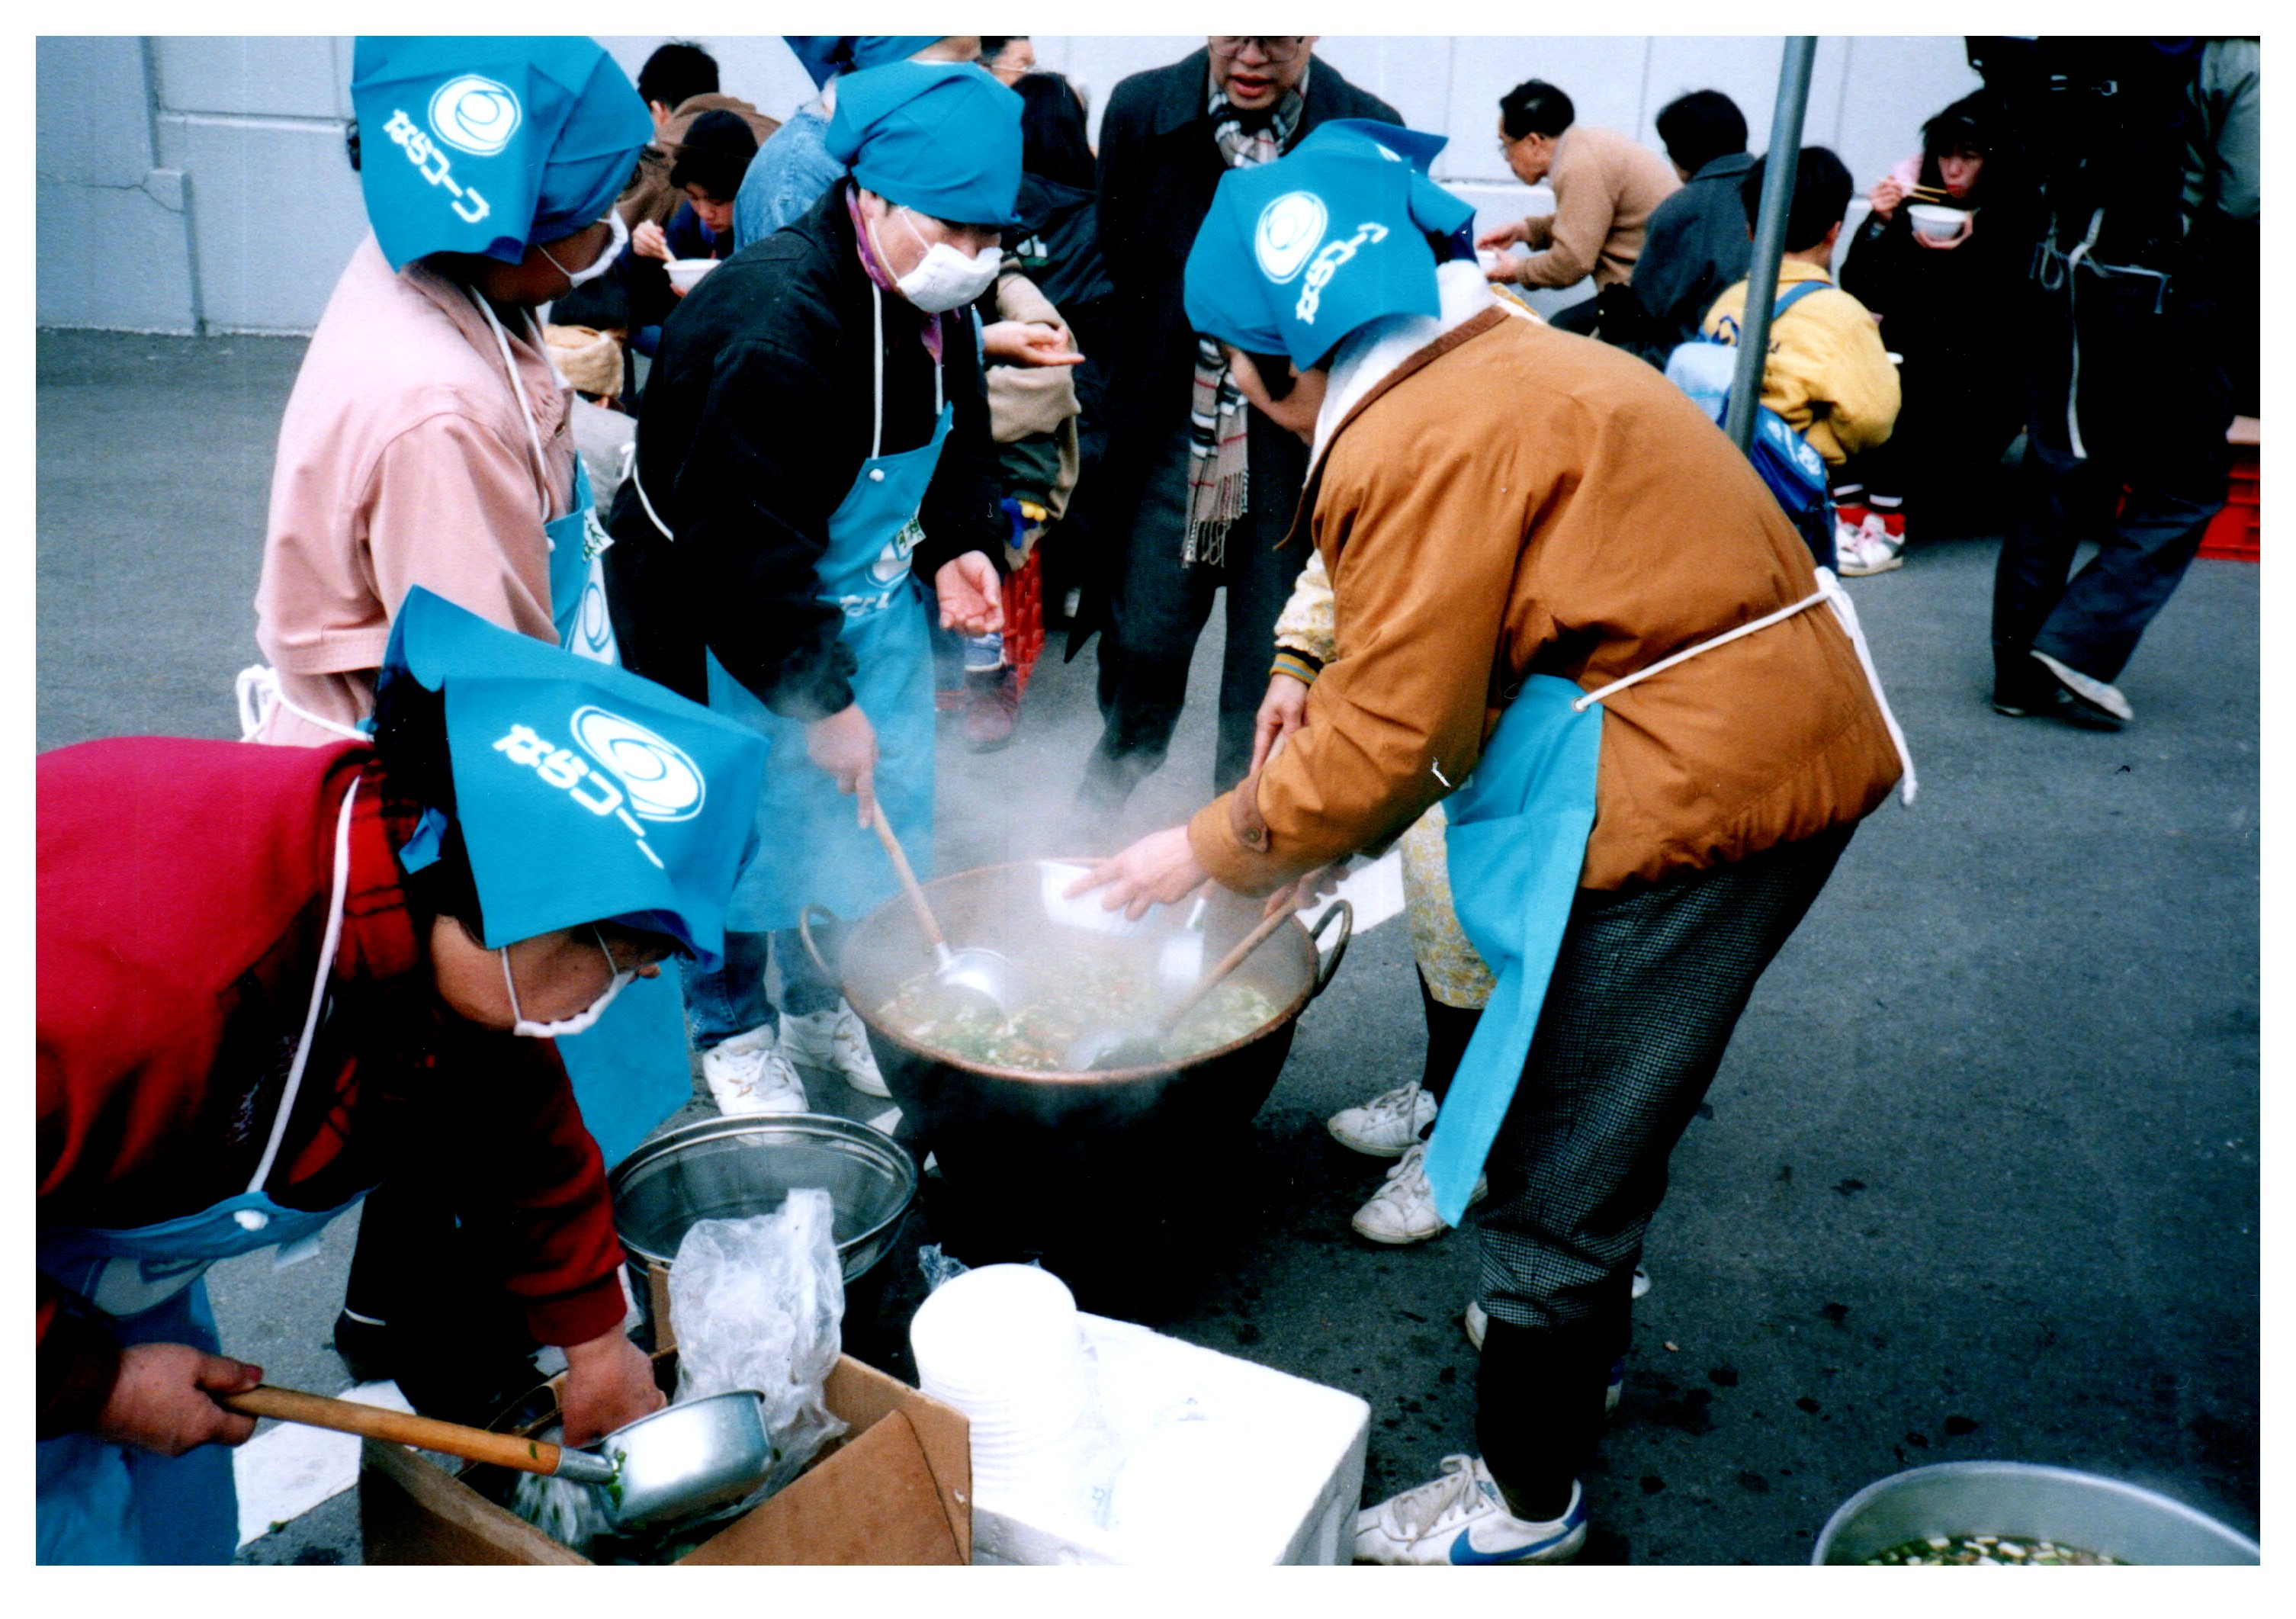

{"left": 1183, "top": 74, "right": 1305, "bottom": 567}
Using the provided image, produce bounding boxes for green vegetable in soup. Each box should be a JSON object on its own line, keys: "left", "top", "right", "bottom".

{"left": 1863, "top": 1533, "right": 2125, "bottom": 1566}
{"left": 879, "top": 952, "right": 1279, "bottom": 1071}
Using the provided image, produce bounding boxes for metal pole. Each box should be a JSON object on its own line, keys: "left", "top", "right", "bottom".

{"left": 1723, "top": 35, "right": 1819, "bottom": 453}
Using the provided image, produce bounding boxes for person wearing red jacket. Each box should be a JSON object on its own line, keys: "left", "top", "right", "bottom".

{"left": 37, "top": 589, "right": 768, "bottom": 1563}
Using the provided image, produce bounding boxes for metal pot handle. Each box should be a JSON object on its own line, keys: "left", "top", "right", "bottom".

{"left": 797, "top": 902, "right": 840, "bottom": 980}
{"left": 1307, "top": 898, "right": 1353, "bottom": 998}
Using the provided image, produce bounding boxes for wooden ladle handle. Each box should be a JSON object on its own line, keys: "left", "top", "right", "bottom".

{"left": 1160, "top": 905, "right": 1297, "bottom": 1030}
{"left": 870, "top": 811, "right": 949, "bottom": 952}
{"left": 220, "top": 1383, "right": 595, "bottom": 1479}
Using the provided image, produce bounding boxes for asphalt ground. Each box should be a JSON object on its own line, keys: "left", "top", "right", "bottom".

{"left": 36, "top": 329, "right": 2262, "bottom": 1567}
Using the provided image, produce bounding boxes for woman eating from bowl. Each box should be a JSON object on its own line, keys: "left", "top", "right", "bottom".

{"left": 1832, "top": 91, "right": 2043, "bottom": 575}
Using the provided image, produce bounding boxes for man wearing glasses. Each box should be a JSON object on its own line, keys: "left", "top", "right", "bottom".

{"left": 1075, "top": 37, "right": 1398, "bottom": 834}
{"left": 1477, "top": 78, "right": 1681, "bottom": 337}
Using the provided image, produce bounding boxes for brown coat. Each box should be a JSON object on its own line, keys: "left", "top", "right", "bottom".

{"left": 616, "top": 94, "right": 783, "bottom": 230}
{"left": 1517, "top": 124, "right": 1681, "bottom": 290}
{"left": 1187, "top": 307, "right": 1903, "bottom": 895}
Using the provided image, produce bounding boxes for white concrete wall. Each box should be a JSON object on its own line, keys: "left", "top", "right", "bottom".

{"left": 38, "top": 34, "right": 1980, "bottom": 335}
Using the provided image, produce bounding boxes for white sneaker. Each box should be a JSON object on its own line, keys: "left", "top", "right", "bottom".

{"left": 1328, "top": 1082, "right": 1438, "bottom": 1158}
{"left": 1463, "top": 1303, "right": 1626, "bottom": 1415}
{"left": 1354, "top": 1457, "right": 1588, "bottom": 1566}
{"left": 2030, "top": 649, "right": 2134, "bottom": 724}
{"left": 1350, "top": 1142, "right": 1485, "bottom": 1245}
{"left": 780, "top": 1003, "right": 890, "bottom": 1097}
{"left": 1835, "top": 520, "right": 1903, "bottom": 577}
{"left": 700, "top": 1026, "right": 809, "bottom": 1116}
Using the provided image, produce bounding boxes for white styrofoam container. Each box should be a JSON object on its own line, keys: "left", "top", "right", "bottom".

{"left": 970, "top": 1312, "right": 1371, "bottom": 1566}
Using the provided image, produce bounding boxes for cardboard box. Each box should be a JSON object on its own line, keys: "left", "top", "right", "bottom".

{"left": 359, "top": 1354, "right": 971, "bottom": 1566}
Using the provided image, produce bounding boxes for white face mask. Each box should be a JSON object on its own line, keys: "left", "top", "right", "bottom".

{"left": 501, "top": 926, "right": 634, "bottom": 1039}
{"left": 538, "top": 210, "right": 629, "bottom": 293}
{"left": 881, "top": 207, "right": 1000, "bottom": 313}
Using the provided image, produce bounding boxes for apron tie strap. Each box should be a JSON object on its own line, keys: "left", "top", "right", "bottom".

{"left": 247, "top": 773, "right": 363, "bottom": 1193}
{"left": 471, "top": 290, "right": 559, "bottom": 522}
{"left": 236, "top": 664, "right": 371, "bottom": 744}
{"left": 1572, "top": 587, "right": 1828, "bottom": 711}
{"left": 1572, "top": 570, "right": 1917, "bottom": 807}
{"left": 870, "top": 282, "right": 885, "bottom": 461}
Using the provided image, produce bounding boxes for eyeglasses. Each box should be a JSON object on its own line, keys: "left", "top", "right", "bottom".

{"left": 1209, "top": 37, "right": 1305, "bottom": 64}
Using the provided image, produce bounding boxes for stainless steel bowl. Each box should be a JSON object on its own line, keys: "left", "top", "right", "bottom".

{"left": 601, "top": 1389, "right": 777, "bottom": 1532}
{"left": 609, "top": 1113, "right": 919, "bottom": 1289}
{"left": 1813, "top": 1461, "right": 2260, "bottom": 1565}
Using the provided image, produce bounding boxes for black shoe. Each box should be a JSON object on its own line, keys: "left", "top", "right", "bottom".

{"left": 333, "top": 1308, "right": 543, "bottom": 1425}
{"left": 331, "top": 1309, "right": 397, "bottom": 1385}
{"left": 1992, "top": 683, "right": 2073, "bottom": 719}
{"left": 1992, "top": 663, "right": 2066, "bottom": 718}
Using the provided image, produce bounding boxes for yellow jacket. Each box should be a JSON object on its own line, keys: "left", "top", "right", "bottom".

{"left": 1702, "top": 261, "right": 1900, "bottom": 466}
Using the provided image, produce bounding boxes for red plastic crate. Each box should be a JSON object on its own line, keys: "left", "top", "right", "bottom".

{"left": 2198, "top": 444, "right": 2259, "bottom": 562}
{"left": 1000, "top": 549, "right": 1046, "bottom": 695}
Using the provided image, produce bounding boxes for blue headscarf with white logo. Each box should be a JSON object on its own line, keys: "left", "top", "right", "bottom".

{"left": 825, "top": 60, "right": 1024, "bottom": 228}
{"left": 785, "top": 35, "right": 946, "bottom": 90}
{"left": 351, "top": 37, "right": 651, "bottom": 271}
{"left": 377, "top": 589, "right": 766, "bottom": 969}
{"left": 1183, "top": 120, "right": 1479, "bottom": 371}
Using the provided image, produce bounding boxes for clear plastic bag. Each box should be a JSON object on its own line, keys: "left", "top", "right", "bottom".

{"left": 916, "top": 1242, "right": 971, "bottom": 1292}
{"left": 668, "top": 1189, "right": 848, "bottom": 1497}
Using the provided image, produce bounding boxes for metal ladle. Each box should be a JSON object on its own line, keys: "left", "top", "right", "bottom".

{"left": 222, "top": 1384, "right": 776, "bottom": 1532}
{"left": 870, "top": 810, "right": 1016, "bottom": 1017}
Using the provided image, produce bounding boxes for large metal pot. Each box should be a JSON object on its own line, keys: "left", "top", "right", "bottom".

{"left": 1813, "top": 1461, "right": 2260, "bottom": 1565}
{"left": 609, "top": 1113, "right": 918, "bottom": 1347}
{"left": 802, "top": 860, "right": 1351, "bottom": 1219}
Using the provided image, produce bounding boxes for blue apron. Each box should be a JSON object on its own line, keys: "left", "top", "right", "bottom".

{"left": 1419, "top": 677, "right": 1604, "bottom": 1226}
{"left": 37, "top": 779, "right": 374, "bottom": 1564}
{"left": 1420, "top": 575, "right": 1919, "bottom": 1225}
{"left": 705, "top": 284, "right": 949, "bottom": 932}
{"left": 531, "top": 391, "right": 691, "bottom": 1169}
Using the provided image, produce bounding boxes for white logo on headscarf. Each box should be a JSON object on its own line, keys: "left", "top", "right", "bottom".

{"left": 1255, "top": 192, "right": 1328, "bottom": 284}
{"left": 429, "top": 74, "right": 523, "bottom": 157}
{"left": 570, "top": 706, "right": 706, "bottom": 821}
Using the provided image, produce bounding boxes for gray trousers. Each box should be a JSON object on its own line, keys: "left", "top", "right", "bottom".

{"left": 1475, "top": 824, "right": 1855, "bottom": 1508}
{"left": 1085, "top": 425, "right": 1306, "bottom": 801}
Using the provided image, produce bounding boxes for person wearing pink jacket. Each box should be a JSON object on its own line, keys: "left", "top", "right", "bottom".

{"left": 246, "top": 40, "right": 646, "bottom": 746}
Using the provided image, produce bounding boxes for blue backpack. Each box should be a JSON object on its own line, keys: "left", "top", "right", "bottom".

{"left": 1664, "top": 279, "right": 1838, "bottom": 570}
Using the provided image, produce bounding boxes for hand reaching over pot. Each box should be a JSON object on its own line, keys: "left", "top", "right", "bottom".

{"left": 1065, "top": 825, "right": 1209, "bottom": 922}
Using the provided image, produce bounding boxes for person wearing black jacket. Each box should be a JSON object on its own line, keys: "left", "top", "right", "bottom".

{"left": 1834, "top": 90, "right": 2039, "bottom": 573}
{"left": 1974, "top": 37, "right": 2249, "bottom": 728}
{"left": 1074, "top": 37, "right": 1398, "bottom": 828}
{"left": 1616, "top": 90, "right": 1753, "bottom": 364}
{"left": 603, "top": 62, "right": 1012, "bottom": 1115}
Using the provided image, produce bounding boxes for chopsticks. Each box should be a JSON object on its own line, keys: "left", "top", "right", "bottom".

{"left": 1906, "top": 183, "right": 1953, "bottom": 203}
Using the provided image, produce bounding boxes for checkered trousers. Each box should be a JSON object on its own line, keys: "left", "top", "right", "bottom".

{"left": 1475, "top": 824, "right": 1856, "bottom": 1344}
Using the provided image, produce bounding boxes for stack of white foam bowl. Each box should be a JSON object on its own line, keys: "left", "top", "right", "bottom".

{"left": 910, "top": 1264, "right": 1093, "bottom": 1508}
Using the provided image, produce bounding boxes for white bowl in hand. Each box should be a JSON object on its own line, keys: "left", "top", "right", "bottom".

{"left": 1906, "top": 203, "right": 1966, "bottom": 241}
{"left": 666, "top": 257, "right": 720, "bottom": 293}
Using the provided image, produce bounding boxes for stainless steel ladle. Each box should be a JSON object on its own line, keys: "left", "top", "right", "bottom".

{"left": 870, "top": 810, "right": 1017, "bottom": 1016}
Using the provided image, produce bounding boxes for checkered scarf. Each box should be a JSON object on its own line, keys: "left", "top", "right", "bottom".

{"left": 1183, "top": 72, "right": 1307, "bottom": 567}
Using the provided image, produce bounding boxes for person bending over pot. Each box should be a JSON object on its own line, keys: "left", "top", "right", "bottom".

{"left": 37, "top": 589, "right": 768, "bottom": 1564}
{"left": 1072, "top": 121, "right": 1913, "bottom": 1566}
{"left": 604, "top": 59, "right": 1012, "bottom": 1119}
